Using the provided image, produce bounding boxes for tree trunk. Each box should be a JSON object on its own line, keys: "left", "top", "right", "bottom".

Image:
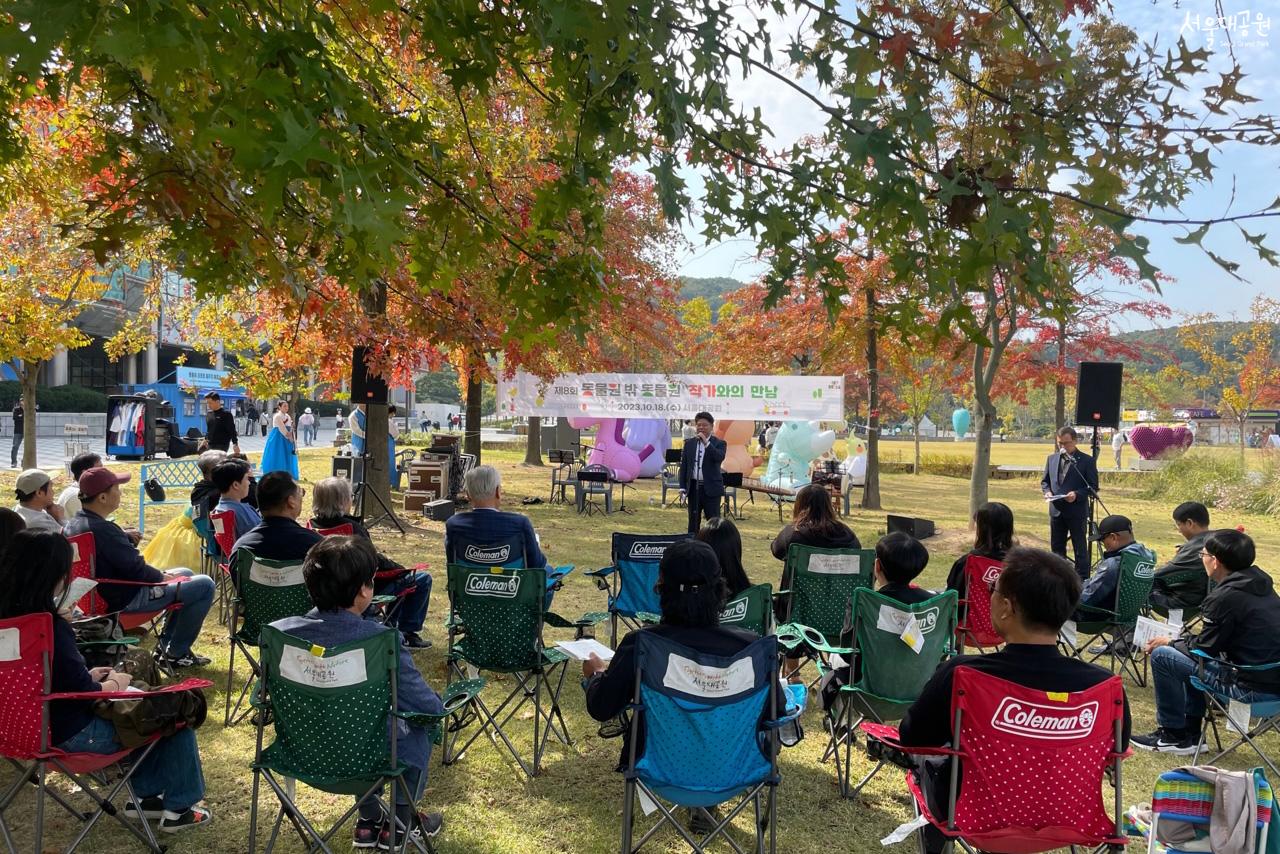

{"left": 863, "top": 285, "right": 882, "bottom": 510}
{"left": 913, "top": 417, "right": 922, "bottom": 475}
{"left": 968, "top": 284, "right": 1016, "bottom": 516}
{"left": 20, "top": 364, "right": 37, "bottom": 469}
{"left": 524, "top": 416, "right": 543, "bottom": 465}
{"left": 465, "top": 376, "right": 482, "bottom": 461}
{"left": 1055, "top": 319, "right": 1067, "bottom": 429}
{"left": 358, "top": 283, "right": 393, "bottom": 525}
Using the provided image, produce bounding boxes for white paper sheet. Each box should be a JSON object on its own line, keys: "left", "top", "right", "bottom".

{"left": 554, "top": 639, "right": 616, "bottom": 662}
{"left": 1131, "top": 615, "right": 1176, "bottom": 650}
{"left": 1059, "top": 620, "right": 1078, "bottom": 647}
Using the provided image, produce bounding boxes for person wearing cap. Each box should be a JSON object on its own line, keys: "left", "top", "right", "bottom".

{"left": 64, "top": 467, "right": 216, "bottom": 669}
{"left": 57, "top": 452, "right": 101, "bottom": 519}
{"left": 1070, "top": 514, "right": 1156, "bottom": 624}
{"left": 298, "top": 407, "right": 317, "bottom": 447}
{"left": 12, "top": 468, "right": 65, "bottom": 533}
{"left": 203, "top": 392, "right": 240, "bottom": 455}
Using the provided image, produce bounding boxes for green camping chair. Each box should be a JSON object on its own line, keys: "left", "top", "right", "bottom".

{"left": 248, "top": 625, "right": 465, "bottom": 854}
{"left": 1062, "top": 548, "right": 1157, "bottom": 685}
{"left": 444, "top": 563, "right": 596, "bottom": 778}
{"left": 225, "top": 550, "right": 312, "bottom": 727}
{"left": 719, "top": 583, "right": 774, "bottom": 638}
{"left": 774, "top": 544, "right": 875, "bottom": 682}
{"left": 818, "top": 588, "right": 957, "bottom": 798}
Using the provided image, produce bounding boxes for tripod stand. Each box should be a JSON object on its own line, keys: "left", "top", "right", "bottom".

{"left": 352, "top": 447, "right": 405, "bottom": 535}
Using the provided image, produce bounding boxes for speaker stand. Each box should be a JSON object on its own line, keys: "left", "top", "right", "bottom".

{"left": 353, "top": 448, "right": 406, "bottom": 535}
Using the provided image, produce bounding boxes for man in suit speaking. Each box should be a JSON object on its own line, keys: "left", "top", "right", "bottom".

{"left": 678, "top": 410, "right": 726, "bottom": 535}
{"left": 1040, "top": 426, "right": 1100, "bottom": 580}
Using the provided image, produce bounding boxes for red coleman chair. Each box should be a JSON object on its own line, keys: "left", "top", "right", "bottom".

{"left": 861, "top": 667, "right": 1128, "bottom": 854}
{"left": 66, "top": 532, "right": 180, "bottom": 635}
{"left": 955, "top": 555, "right": 1004, "bottom": 654}
{"left": 314, "top": 523, "right": 427, "bottom": 626}
{"left": 0, "top": 613, "right": 211, "bottom": 853}
{"left": 210, "top": 509, "right": 237, "bottom": 624}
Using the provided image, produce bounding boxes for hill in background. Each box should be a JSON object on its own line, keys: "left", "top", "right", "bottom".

{"left": 678, "top": 276, "right": 743, "bottom": 321}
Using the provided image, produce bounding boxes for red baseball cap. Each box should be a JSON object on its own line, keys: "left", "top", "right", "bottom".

{"left": 78, "top": 467, "right": 131, "bottom": 499}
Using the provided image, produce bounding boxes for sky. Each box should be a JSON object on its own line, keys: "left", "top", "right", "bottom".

{"left": 674, "top": 0, "right": 1280, "bottom": 329}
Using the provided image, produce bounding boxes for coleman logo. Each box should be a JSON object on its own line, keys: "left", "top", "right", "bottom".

{"left": 991, "top": 698, "right": 1098, "bottom": 741}
{"left": 915, "top": 607, "right": 940, "bottom": 634}
{"left": 465, "top": 574, "right": 520, "bottom": 598}
{"left": 981, "top": 564, "right": 1002, "bottom": 585}
{"left": 719, "top": 599, "right": 748, "bottom": 623}
{"left": 465, "top": 544, "right": 511, "bottom": 564}
{"left": 629, "top": 542, "right": 669, "bottom": 559}
{"left": 1135, "top": 561, "right": 1155, "bottom": 579}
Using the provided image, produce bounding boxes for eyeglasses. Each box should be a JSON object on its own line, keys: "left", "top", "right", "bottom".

{"left": 1199, "top": 550, "right": 1212, "bottom": 559}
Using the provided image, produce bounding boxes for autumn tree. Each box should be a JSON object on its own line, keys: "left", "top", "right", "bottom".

{"left": 885, "top": 334, "right": 965, "bottom": 473}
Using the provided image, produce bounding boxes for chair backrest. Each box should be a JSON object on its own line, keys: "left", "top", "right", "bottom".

{"left": 210, "top": 509, "right": 237, "bottom": 559}
{"left": 958, "top": 555, "right": 1004, "bottom": 648}
{"left": 850, "top": 589, "right": 957, "bottom": 721}
{"left": 719, "top": 583, "right": 774, "bottom": 638}
{"left": 231, "top": 550, "right": 312, "bottom": 644}
{"left": 192, "top": 513, "right": 219, "bottom": 558}
{"left": 315, "top": 523, "right": 355, "bottom": 537}
{"left": 629, "top": 631, "right": 778, "bottom": 807}
{"left": 66, "top": 531, "right": 108, "bottom": 616}
{"left": 258, "top": 624, "right": 398, "bottom": 790}
{"left": 783, "top": 544, "right": 874, "bottom": 639}
{"left": 446, "top": 564, "right": 548, "bottom": 671}
{"left": 449, "top": 527, "right": 527, "bottom": 569}
{"left": 949, "top": 666, "right": 1125, "bottom": 844}
{"left": 1111, "top": 547, "right": 1157, "bottom": 623}
{"left": 0, "top": 612, "right": 53, "bottom": 760}
{"left": 609, "top": 532, "right": 692, "bottom": 617}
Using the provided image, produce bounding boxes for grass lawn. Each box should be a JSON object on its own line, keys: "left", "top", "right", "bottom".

{"left": 2, "top": 438, "right": 1278, "bottom": 853}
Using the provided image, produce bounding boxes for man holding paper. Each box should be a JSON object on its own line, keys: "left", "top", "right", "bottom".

{"left": 1070, "top": 515, "right": 1156, "bottom": 632}
{"left": 1149, "top": 502, "right": 1212, "bottom": 618}
{"left": 1040, "top": 426, "right": 1098, "bottom": 580}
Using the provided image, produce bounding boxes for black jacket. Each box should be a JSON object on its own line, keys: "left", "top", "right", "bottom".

{"left": 1040, "top": 449, "right": 1098, "bottom": 520}
{"left": 205, "top": 407, "right": 239, "bottom": 451}
{"left": 231, "top": 516, "right": 323, "bottom": 564}
{"left": 678, "top": 435, "right": 727, "bottom": 497}
{"left": 1151, "top": 532, "right": 1210, "bottom": 611}
{"left": 1173, "top": 565, "right": 1280, "bottom": 692}
{"left": 770, "top": 523, "right": 861, "bottom": 561}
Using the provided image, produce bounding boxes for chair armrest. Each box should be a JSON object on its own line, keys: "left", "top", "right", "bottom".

{"left": 396, "top": 678, "right": 486, "bottom": 725}
{"left": 545, "top": 565, "right": 574, "bottom": 586}
{"left": 775, "top": 622, "right": 846, "bottom": 654}
{"left": 1191, "top": 648, "right": 1280, "bottom": 672}
{"left": 543, "top": 611, "right": 608, "bottom": 629}
{"left": 48, "top": 677, "right": 214, "bottom": 702}
{"left": 858, "top": 721, "right": 955, "bottom": 757}
{"left": 583, "top": 566, "right": 617, "bottom": 591}
{"left": 75, "top": 637, "right": 141, "bottom": 649}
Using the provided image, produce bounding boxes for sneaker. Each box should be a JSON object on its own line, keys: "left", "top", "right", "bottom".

{"left": 159, "top": 805, "right": 213, "bottom": 833}
{"left": 378, "top": 812, "right": 443, "bottom": 850}
{"left": 158, "top": 650, "right": 212, "bottom": 668}
{"left": 688, "top": 806, "right": 721, "bottom": 835}
{"left": 353, "top": 818, "right": 381, "bottom": 849}
{"left": 402, "top": 632, "right": 432, "bottom": 650}
{"left": 1131, "top": 727, "right": 1198, "bottom": 755}
{"left": 124, "top": 795, "right": 165, "bottom": 820}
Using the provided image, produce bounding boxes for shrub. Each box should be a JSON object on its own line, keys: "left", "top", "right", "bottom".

{"left": 1142, "top": 451, "right": 1280, "bottom": 515}
{"left": 0, "top": 382, "right": 109, "bottom": 413}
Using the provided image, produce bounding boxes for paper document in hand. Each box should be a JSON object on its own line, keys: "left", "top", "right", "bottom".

{"left": 64, "top": 577, "right": 97, "bottom": 604}
{"left": 555, "top": 639, "right": 615, "bottom": 662}
{"left": 1131, "top": 615, "right": 1176, "bottom": 649}
{"left": 1045, "top": 494, "right": 1069, "bottom": 502}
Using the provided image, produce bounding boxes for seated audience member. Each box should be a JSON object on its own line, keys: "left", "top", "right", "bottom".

{"left": 211, "top": 457, "right": 262, "bottom": 533}
{"left": 310, "top": 476, "right": 433, "bottom": 649}
{"left": 945, "top": 501, "right": 1014, "bottom": 591}
{"left": 1149, "top": 501, "right": 1212, "bottom": 615}
{"left": 1071, "top": 514, "right": 1156, "bottom": 621}
{"left": 771, "top": 482, "right": 861, "bottom": 562}
{"left": 695, "top": 516, "right": 752, "bottom": 596}
{"left": 899, "top": 546, "right": 1131, "bottom": 853}
{"left": 444, "top": 466, "right": 546, "bottom": 568}
{"left": 189, "top": 450, "right": 227, "bottom": 521}
{"left": 0, "top": 507, "right": 25, "bottom": 559}
{"left": 57, "top": 452, "right": 101, "bottom": 518}
{"left": 231, "top": 471, "right": 322, "bottom": 563}
{"left": 1134, "top": 529, "right": 1280, "bottom": 754}
{"left": 0, "top": 531, "right": 212, "bottom": 831}
{"left": 65, "top": 468, "right": 215, "bottom": 668}
{"left": 12, "top": 468, "right": 65, "bottom": 532}
{"left": 271, "top": 536, "right": 445, "bottom": 849}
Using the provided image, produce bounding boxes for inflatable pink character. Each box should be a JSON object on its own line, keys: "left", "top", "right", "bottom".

{"left": 568, "top": 416, "right": 654, "bottom": 482}
{"left": 623, "top": 419, "right": 671, "bottom": 478}
{"left": 714, "top": 420, "right": 762, "bottom": 478}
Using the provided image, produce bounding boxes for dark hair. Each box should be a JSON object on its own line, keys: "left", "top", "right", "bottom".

{"left": 696, "top": 517, "right": 751, "bottom": 595}
{"left": 212, "top": 458, "right": 252, "bottom": 494}
{"left": 995, "top": 546, "right": 1080, "bottom": 633}
{"left": 973, "top": 502, "right": 1014, "bottom": 556}
{"left": 1056, "top": 426, "right": 1079, "bottom": 440}
{"left": 875, "top": 532, "right": 929, "bottom": 585}
{"left": 70, "top": 452, "right": 102, "bottom": 481}
{"left": 303, "top": 536, "right": 377, "bottom": 610}
{"left": 1172, "top": 501, "right": 1210, "bottom": 528}
{"left": 792, "top": 483, "right": 848, "bottom": 541}
{"left": 1204, "top": 529, "right": 1255, "bottom": 573}
{"left": 694, "top": 411, "right": 714, "bottom": 425}
{"left": 0, "top": 530, "right": 73, "bottom": 619}
{"left": 257, "top": 471, "right": 299, "bottom": 513}
{"left": 0, "top": 507, "right": 25, "bottom": 559}
{"left": 204, "top": 391, "right": 221, "bottom": 401}
{"left": 656, "top": 540, "right": 728, "bottom": 627}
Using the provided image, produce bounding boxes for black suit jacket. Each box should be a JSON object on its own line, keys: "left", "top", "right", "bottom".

{"left": 678, "top": 435, "right": 726, "bottom": 498}
{"left": 1040, "top": 449, "right": 1098, "bottom": 520}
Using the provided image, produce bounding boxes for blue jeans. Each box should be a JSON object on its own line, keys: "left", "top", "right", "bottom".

{"left": 375, "top": 571, "right": 432, "bottom": 634}
{"left": 58, "top": 717, "right": 206, "bottom": 811}
{"left": 1151, "top": 645, "right": 1280, "bottom": 729}
{"left": 356, "top": 741, "right": 432, "bottom": 822}
{"left": 124, "top": 570, "right": 215, "bottom": 657}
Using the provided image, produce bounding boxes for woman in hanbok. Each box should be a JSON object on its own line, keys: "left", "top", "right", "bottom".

{"left": 260, "top": 401, "right": 299, "bottom": 478}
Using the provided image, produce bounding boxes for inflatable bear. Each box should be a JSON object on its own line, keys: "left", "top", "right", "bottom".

{"left": 764, "top": 421, "right": 836, "bottom": 490}
{"left": 568, "top": 416, "right": 653, "bottom": 482}
{"left": 714, "top": 419, "right": 762, "bottom": 478}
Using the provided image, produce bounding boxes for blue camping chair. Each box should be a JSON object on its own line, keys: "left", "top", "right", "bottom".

{"left": 1191, "top": 649, "right": 1280, "bottom": 779}
{"left": 619, "top": 632, "right": 803, "bottom": 854}
{"left": 587, "top": 533, "right": 692, "bottom": 647}
{"left": 446, "top": 526, "right": 575, "bottom": 612}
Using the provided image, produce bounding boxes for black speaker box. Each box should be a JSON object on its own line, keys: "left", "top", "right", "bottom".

{"left": 351, "top": 346, "right": 389, "bottom": 404}
{"left": 424, "top": 498, "right": 455, "bottom": 522}
{"left": 331, "top": 455, "right": 365, "bottom": 484}
{"left": 1075, "top": 362, "right": 1123, "bottom": 429}
{"left": 887, "top": 514, "right": 936, "bottom": 540}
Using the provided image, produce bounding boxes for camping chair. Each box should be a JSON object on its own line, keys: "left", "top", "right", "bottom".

{"left": 1062, "top": 549, "right": 1157, "bottom": 686}
{"left": 618, "top": 632, "right": 802, "bottom": 854}
{"left": 1129, "top": 768, "right": 1272, "bottom": 853}
{"left": 1145, "top": 569, "right": 1210, "bottom": 632}
{"left": 0, "top": 613, "right": 211, "bottom": 854}
{"left": 224, "top": 549, "right": 312, "bottom": 726}
{"left": 248, "top": 624, "right": 479, "bottom": 853}
{"left": 315, "top": 522, "right": 427, "bottom": 626}
{"left": 1190, "top": 650, "right": 1280, "bottom": 779}
{"left": 773, "top": 544, "right": 875, "bottom": 682}
{"left": 446, "top": 526, "right": 577, "bottom": 615}
{"left": 65, "top": 531, "right": 182, "bottom": 638}
{"left": 548, "top": 450, "right": 579, "bottom": 504}
{"left": 210, "top": 509, "right": 238, "bottom": 625}
{"left": 861, "top": 668, "right": 1129, "bottom": 854}
{"left": 820, "top": 589, "right": 957, "bottom": 799}
{"left": 586, "top": 533, "right": 692, "bottom": 647}
{"left": 443, "top": 563, "right": 591, "bottom": 778}
{"left": 955, "top": 555, "right": 1004, "bottom": 654}
{"left": 719, "top": 583, "right": 774, "bottom": 638}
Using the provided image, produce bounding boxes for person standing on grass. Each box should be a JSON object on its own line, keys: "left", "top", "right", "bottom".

{"left": 678, "top": 411, "right": 726, "bottom": 535}
{"left": 1040, "top": 426, "right": 1098, "bottom": 581}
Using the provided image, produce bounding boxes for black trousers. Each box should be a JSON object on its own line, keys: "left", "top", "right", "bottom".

{"left": 686, "top": 483, "right": 720, "bottom": 535}
{"left": 1050, "top": 513, "right": 1091, "bottom": 579}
